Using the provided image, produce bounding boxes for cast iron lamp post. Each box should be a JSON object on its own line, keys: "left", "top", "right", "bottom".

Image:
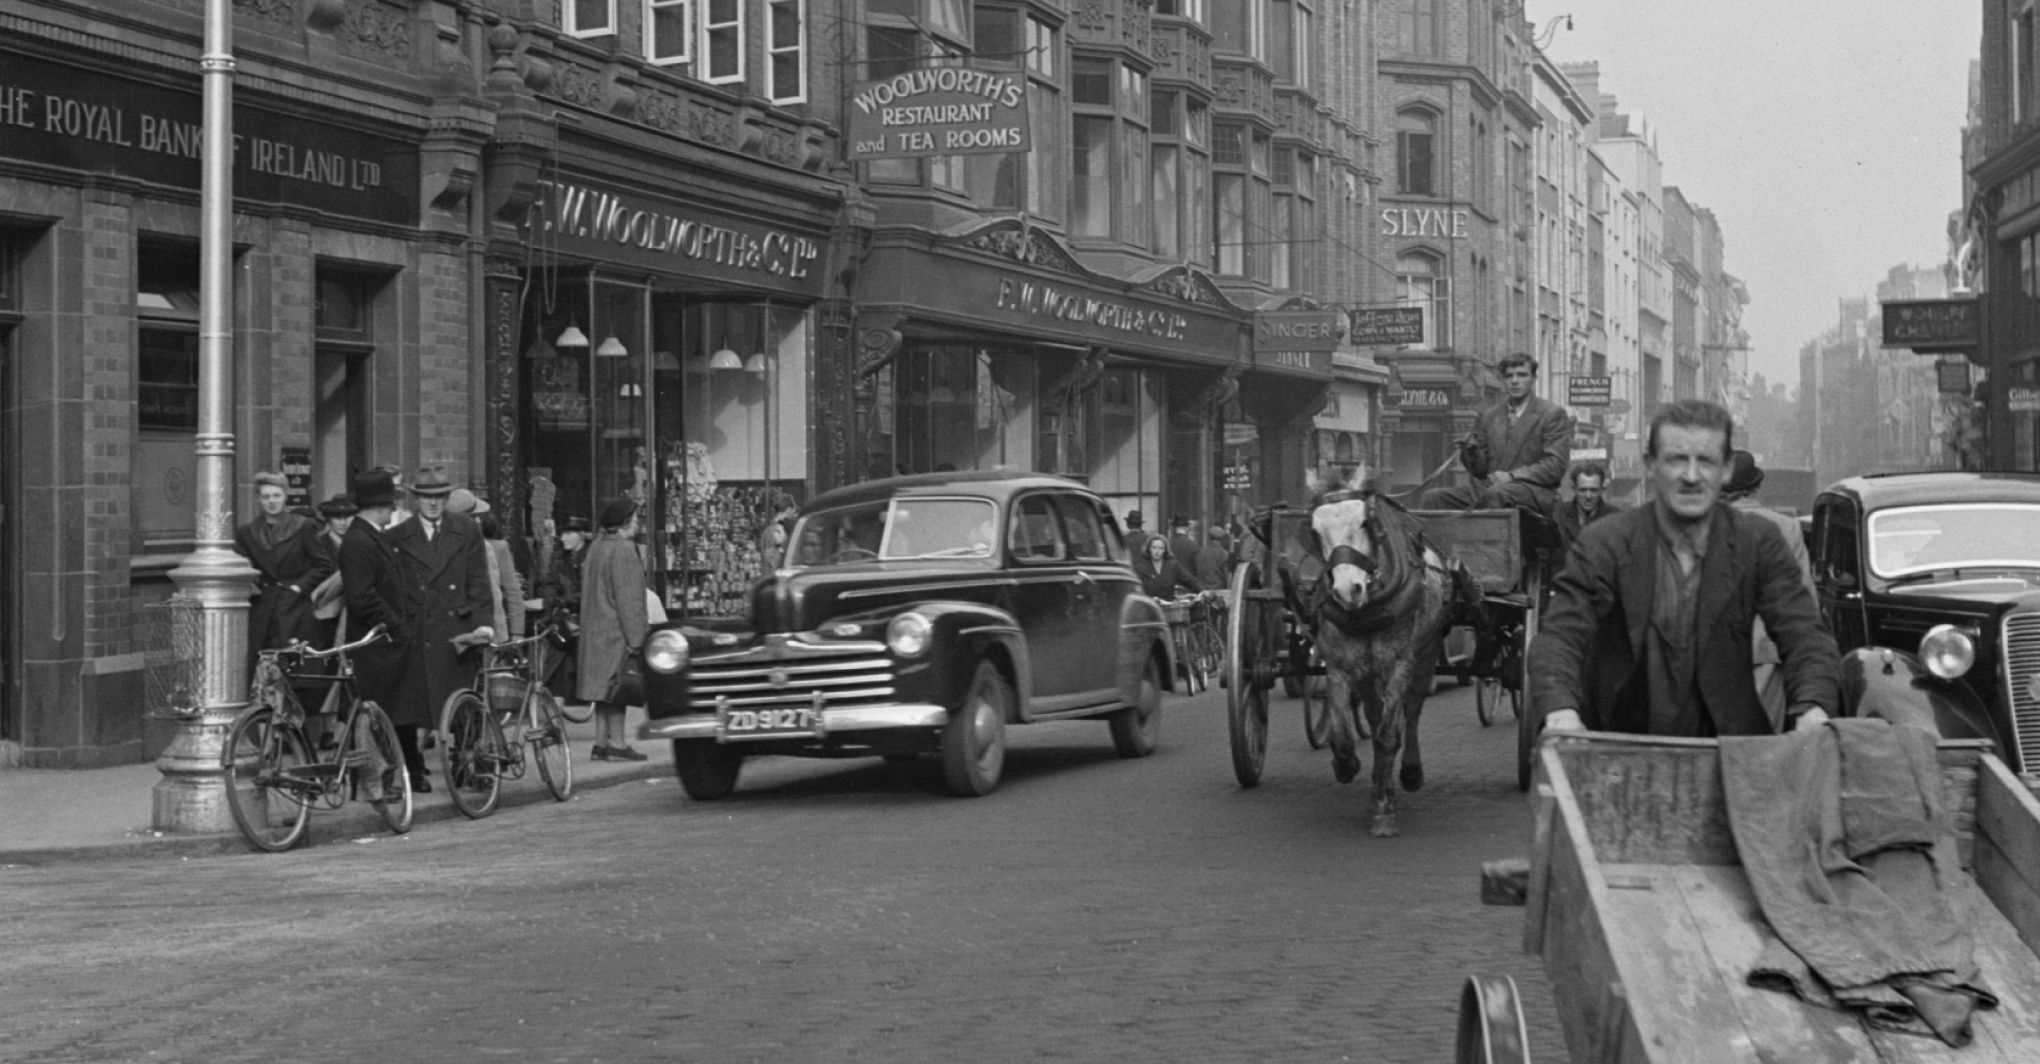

{"left": 153, "top": 0, "right": 259, "bottom": 832}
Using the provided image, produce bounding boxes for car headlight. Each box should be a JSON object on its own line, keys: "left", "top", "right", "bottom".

{"left": 644, "top": 630, "right": 691, "bottom": 674}
{"left": 887, "top": 613, "right": 933, "bottom": 658}
{"left": 1919, "top": 624, "right": 1975, "bottom": 680}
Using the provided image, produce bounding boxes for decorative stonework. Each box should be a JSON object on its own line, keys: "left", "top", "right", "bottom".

{"left": 962, "top": 222, "right": 1084, "bottom": 277}
{"left": 638, "top": 90, "right": 739, "bottom": 148}
{"left": 236, "top": 0, "right": 295, "bottom": 26}
{"left": 1136, "top": 265, "right": 1228, "bottom": 308}
{"left": 336, "top": 0, "right": 414, "bottom": 64}
{"left": 1074, "top": 0, "right": 1111, "bottom": 36}
{"left": 554, "top": 63, "right": 604, "bottom": 109}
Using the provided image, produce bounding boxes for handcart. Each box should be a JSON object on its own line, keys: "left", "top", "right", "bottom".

{"left": 1458, "top": 733, "right": 2040, "bottom": 1064}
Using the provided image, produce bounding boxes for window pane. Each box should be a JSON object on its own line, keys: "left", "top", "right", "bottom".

{"left": 1216, "top": 173, "right": 1244, "bottom": 274}
{"left": 1072, "top": 115, "right": 1113, "bottom": 238}
{"left": 1271, "top": 193, "right": 1292, "bottom": 289}
{"left": 1152, "top": 146, "right": 1181, "bottom": 259}
{"left": 1124, "top": 124, "right": 1149, "bottom": 247}
{"left": 573, "top": 0, "right": 612, "bottom": 34}
{"left": 649, "top": 0, "right": 691, "bottom": 63}
{"left": 1029, "top": 82, "right": 1062, "bottom": 218}
{"left": 769, "top": 0, "right": 805, "bottom": 101}
{"left": 1073, "top": 57, "right": 1112, "bottom": 106}
{"left": 975, "top": 4, "right": 1018, "bottom": 60}
{"left": 1188, "top": 151, "right": 1210, "bottom": 266}
{"left": 1152, "top": 89, "right": 1179, "bottom": 135}
{"left": 139, "top": 328, "right": 200, "bottom": 433}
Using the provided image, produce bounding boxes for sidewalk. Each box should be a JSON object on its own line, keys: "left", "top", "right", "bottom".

{"left": 0, "top": 708, "right": 668, "bottom": 865}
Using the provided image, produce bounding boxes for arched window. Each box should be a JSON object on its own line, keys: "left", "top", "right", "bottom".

{"left": 1396, "top": 108, "right": 1437, "bottom": 197}
{"left": 1396, "top": 250, "right": 1451, "bottom": 350}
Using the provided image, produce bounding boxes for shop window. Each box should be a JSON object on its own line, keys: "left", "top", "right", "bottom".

{"left": 893, "top": 347, "right": 1032, "bottom": 474}
{"left": 1397, "top": 108, "right": 1437, "bottom": 197}
{"left": 567, "top": 0, "right": 617, "bottom": 38}
{"left": 701, "top": 0, "right": 744, "bottom": 84}
{"left": 768, "top": 0, "right": 807, "bottom": 103}
{"left": 646, "top": 0, "right": 693, "bottom": 66}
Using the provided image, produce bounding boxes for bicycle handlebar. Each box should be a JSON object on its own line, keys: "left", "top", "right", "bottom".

{"left": 264, "top": 624, "right": 389, "bottom": 662}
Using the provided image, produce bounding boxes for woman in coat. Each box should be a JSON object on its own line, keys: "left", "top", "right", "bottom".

{"left": 1133, "top": 535, "right": 1202, "bottom": 600}
{"left": 576, "top": 497, "right": 650, "bottom": 761}
{"left": 234, "top": 471, "right": 336, "bottom": 673}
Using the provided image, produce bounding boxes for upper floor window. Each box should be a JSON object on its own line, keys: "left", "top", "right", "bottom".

{"left": 647, "top": 0, "right": 693, "bottom": 65}
{"left": 965, "top": 6, "right": 1062, "bottom": 217}
{"left": 1396, "top": 250, "right": 1450, "bottom": 350}
{"left": 1156, "top": 0, "right": 1207, "bottom": 21}
{"left": 867, "top": 1, "right": 973, "bottom": 188}
{"left": 1396, "top": 108, "right": 1436, "bottom": 197}
{"left": 768, "top": 0, "right": 807, "bottom": 103}
{"left": 1151, "top": 90, "right": 1211, "bottom": 264}
{"left": 1212, "top": 123, "right": 1270, "bottom": 280}
{"left": 1214, "top": 0, "right": 1268, "bottom": 62}
{"left": 1271, "top": 0, "right": 1311, "bottom": 89}
{"left": 1403, "top": 0, "right": 1439, "bottom": 56}
{"left": 2015, "top": 3, "right": 2037, "bottom": 124}
{"left": 1070, "top": 55, "right": 1150, "bottom": 244}
{"left": 1273, "top": 148, "right": 1315, "bottom": 290}
{"left": 569, "top": 0, "right": 618, "bottom": 38}
{"left": 701, "top": 0, "right": 744, "bottom": 84}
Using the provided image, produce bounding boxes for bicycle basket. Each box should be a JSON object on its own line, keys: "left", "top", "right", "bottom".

{"left": 1162, "top": 600, "right": 1192, "bottom": 626}
{"left": 486, "top": 674, "right": 529, "bottom": 714}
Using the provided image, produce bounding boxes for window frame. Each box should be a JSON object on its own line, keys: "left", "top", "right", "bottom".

{"left": 645, "top": 0, "right": 693, "bottom": 66}
{"left": 700, "top": 0, "right": 745, "bottom": 85}
{"left": 566, "top": 0, "right": 619, "bottom": 39}
{"left": 1396, "top": 107, "right": 1438, "bottom": 197}
{"left": 768, "top": 0, "right": 808, "bottom": 103}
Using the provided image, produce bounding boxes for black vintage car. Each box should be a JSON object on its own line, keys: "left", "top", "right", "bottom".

{"left": 636, "top": 471, "right": 1177, "bottom": 800}
{"left": 1810, "top": 471, "right": 2040, "bottom": 773}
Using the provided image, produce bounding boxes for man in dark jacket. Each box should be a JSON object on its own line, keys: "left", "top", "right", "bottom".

{"left": 336, "top": 468, "right": 410, "bottom": 803}
{"left": 1529, "top": 399, "right": 1840, "bottom": 738}
{"left": 1552, "top": 462, "right": 1622, "bottom": 549}
{"left": 1421, "top": 353, "right": 1573, "bottom": 514}
{"left": 383, "top": 464, "right": 493, "bottom": 792}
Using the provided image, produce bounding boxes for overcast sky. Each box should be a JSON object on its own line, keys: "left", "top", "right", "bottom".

{"left": 1532, "top": 0, "right": 1979, "bottom": 387}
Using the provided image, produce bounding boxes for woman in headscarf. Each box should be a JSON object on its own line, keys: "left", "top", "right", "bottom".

{"left": 575, "top": 498, "right": 651, "bottom": 762}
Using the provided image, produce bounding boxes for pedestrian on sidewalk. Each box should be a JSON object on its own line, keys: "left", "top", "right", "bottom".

{"left": 576, "top": 497, "right": 650, "bottom": 762}
{"left": 233, "top": 471, "right": 335, "bottom": 678}
{"left": 336, "top": 468, "right": 413, "bottom": 803}
{"left": 386, "top": 465, "right": 494, "bottom": 793}
{"left": 309, "top": 493, "right": 357, "bottom": 646}
{"left": 447, "top": 488, "right": 525, "bottom": 639}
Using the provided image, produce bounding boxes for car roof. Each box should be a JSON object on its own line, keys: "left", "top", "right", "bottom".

{"left": 803, "top": 470, "right": 1095, "bottom": 513}
{"left": 1821, "top": 471, "right": 2040, "bottom": 511}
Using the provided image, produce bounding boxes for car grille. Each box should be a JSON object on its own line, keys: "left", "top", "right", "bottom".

{"left": 2003, "top": 614, "right": 2040, "bottom": 773}
{"left": 686, "top": 642, "right": 897, "bottom": 715}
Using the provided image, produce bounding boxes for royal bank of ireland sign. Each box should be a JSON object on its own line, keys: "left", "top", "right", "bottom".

{"left": 848, "top": 67, "right": 1031, "bottom": 161}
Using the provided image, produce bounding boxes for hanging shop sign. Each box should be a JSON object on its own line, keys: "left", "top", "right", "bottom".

{"left": 1568, "top": 375, "right": 1613, "bottom": 406}
{"left": 848, "top": 66, "right": 1031, "bottom": 160}
{"left": 2009, "top": 387, "right": 2040, "bottom": 413}
{"left": 1348, "top": 306, "right": 1425, "bottom": 347}
{"left": 1252, "top": 310, "right": 1341, "bottom": 379}
{"left": 524, "top": 178, "right": 825, "bottom": 298}
{"left": 1937, "top": 359, "right": 1971, "bottom": 395}
{"left": 1881, "top": 298, "right": 1979, "bottom": 353}
{"left": 1223, "top": 462, "right": 1253, "bottom": 492}
{"left": 0, "top": 48, "right": 419, "bottom": 226}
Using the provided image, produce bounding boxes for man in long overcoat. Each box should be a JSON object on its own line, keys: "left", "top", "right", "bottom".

{"left": 336, "top": 468, "right": 411, "bottom": 799}
{"left": 384, "top": 464, "right": 493, "bottom": 791}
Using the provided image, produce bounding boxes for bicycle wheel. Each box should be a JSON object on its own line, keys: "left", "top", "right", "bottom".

{"left": 530, "top": 684, "right": 575, "bottom": 802}
{"left": 440, "top": 690, "right": 502, "bottom": 819}
{"left": 223, "top": 707, "right": 313, "bottom": 853}
{"left": 360, "top": 701, "right": 414, "bottom": 833}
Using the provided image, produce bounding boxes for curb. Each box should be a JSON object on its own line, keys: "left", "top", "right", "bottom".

{"left": 0, "top": 758, "right": 671, "bottom": 867}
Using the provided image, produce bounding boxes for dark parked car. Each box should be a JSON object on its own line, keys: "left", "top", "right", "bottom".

{"left": 1810, "top": 471, "right": 2040, "bottom": 773}
{"left": 637, "top": 471, "right": 1176, "bottom": 799}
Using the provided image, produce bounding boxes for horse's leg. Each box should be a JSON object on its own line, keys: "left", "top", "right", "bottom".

{"left": 1322, "top": 641, "right": 1362, "bottom": 784}
{"left": 1400, "top": 590, "right": 1449, "bottom": 795}
{"left": 1363, "top": 663, "right": 1403, "bottom": 837}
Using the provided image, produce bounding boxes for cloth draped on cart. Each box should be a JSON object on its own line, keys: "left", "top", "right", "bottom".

{"left": 1720, "top": 719, "right": 1997, "bottom": 1046}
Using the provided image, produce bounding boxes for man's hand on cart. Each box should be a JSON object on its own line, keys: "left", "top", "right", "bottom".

{"left": 1542, "top": 708, "right": 1584, "bottom": 734}
{"left": 1791, "top": 705, "right": 1831, "bottom": 731}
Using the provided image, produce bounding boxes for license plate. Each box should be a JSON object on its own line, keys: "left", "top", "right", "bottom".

{"left": 719, "top": 706, "right": 821, "bottom": 738}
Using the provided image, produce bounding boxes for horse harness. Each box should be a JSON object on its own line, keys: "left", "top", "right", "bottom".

{"left": 1299, "top": 489, "right": 1453, "bottom": 638}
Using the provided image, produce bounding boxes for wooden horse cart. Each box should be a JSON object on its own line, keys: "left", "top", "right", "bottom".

{"left": 1224, "top": 504, "right": 1337, "bottom": 787}
{"left": 1459, "top": 733, "right": 2040, "bottom": 1064}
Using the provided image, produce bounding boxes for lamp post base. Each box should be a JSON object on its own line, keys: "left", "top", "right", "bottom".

{"left": 151, "top": 546, "right": 256, "bottom": 835}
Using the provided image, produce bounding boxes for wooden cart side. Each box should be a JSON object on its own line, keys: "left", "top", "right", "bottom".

{"left": 1973, "top": 752, "right": 2040, "bottom": 954}
{"left": 1522, "top": 736, "right": 1654, "bottom": 1064}
{"left": 1412, "top": 508, "right": 1522, "bottom": 595}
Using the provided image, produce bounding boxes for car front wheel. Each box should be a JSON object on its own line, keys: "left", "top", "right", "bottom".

{"left": 1109, "top": 658, "right": 1163, "bottom": 758}
{"left": 672, "top": 740, "right": 743, "bottom": 800}
{"left": 942, "top": 661, "right": 1011, "bottom": 796}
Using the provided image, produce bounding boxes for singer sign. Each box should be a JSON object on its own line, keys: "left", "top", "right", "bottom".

{"left": 849, "top": 67, "right": 1031, "bottom": 161}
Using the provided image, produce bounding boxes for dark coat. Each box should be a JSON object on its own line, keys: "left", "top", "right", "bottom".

{"left": 1528, "top": 502, "right": 1841, "bottom": 736}
{"left": 1553, "top": 496, "right": 1623, "bottom": 549}
{"left": 575, "top": 533, "right": 650, "bottom": 704}
{"left": 337, "top": 519, "right": 413, "bottom": 715}
{"left": 383, "top": 513, "right": 492, "bottom": 729}
{"left": 1473, "top": 395, "right": 1574, "bottom": 508}
{"left": 233, "top": 512, "right": 335, "bottom": 661}
{"left": 1133, "top": 556, "right": 1202, "bottom": 600}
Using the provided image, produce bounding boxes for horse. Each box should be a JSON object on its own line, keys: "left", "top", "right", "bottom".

{"left": 1299, "top": 466, "right": 1484, "bottom": 837}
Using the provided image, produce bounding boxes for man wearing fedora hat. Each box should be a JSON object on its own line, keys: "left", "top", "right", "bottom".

{"left": 336, "top": 467, "right": 412, "bottom": 803}
{"left": 383, "top": 464, "right": 493, "bottom": 793}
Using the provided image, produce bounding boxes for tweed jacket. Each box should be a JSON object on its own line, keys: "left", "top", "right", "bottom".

{"left": 1527, "top": 501, "right": 1841, "bottom": 736}
{"left": 1474, "top": 395, "right": 1574, "bottom": 501}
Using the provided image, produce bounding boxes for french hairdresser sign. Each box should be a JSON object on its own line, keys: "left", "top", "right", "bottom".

{"left": 848, "top": 66, "right": 1031, "bottom": 160}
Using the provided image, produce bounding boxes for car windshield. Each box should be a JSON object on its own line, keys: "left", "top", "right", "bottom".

{"left": 788, "top": 497, "right": 999, "bottom": 565}
{"left": 1866, "top": 503, "right": 2040, "bottom": 578}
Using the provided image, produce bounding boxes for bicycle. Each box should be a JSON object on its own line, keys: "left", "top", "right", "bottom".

{"left": 1163, "top": 592, "right": 1226, "bottom": 693}
{"left": 438, "top": 616, "right": 576, "bottom": 819}
{"left": 223, "top": 625, "right": 413, "bottom": 852}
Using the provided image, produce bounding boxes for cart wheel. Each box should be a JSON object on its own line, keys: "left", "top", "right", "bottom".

{"left": 1456, "top": 974, "right": 1531, "bottom": 1064}
{"left": 1225, "top": 562, "right": 1270, "bottom": 788}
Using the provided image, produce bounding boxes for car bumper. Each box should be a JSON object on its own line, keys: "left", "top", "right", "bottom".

{"left": 639, "top": 703, "right": 952, "bottom": 743}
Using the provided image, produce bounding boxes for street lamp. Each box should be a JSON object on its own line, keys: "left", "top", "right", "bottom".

{"left": 154, "top": 0, "right": 260, "bottom": 832}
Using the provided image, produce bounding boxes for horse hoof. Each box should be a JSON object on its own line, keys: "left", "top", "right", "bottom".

{"left": 1401, "top": 762, "right": 1425, "bottom": 792}
{"left": 1371, "top": 816, "right": 1401, "bottom": 838}
{"left": 1333, "top": 752, "right": 1360, "bottom": 784}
